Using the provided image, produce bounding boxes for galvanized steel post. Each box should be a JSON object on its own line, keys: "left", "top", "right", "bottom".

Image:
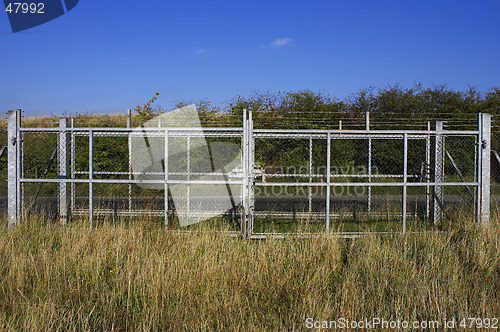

{"left": 70, "top": 118, "right": 75, "bottom": 217}
{"left": 308, "top": 136, "right": 313, "bottom": 217}
{"left": 127, "top": 108, "right": 132, "bottom": 128}
{"left": 242, "top": 109, "right": 248, "bottom": 236}
{"left": 367, "top": 111, "right": 372, "bottom": 214}
{"left": 477, "top": 113, "right": 491, "bottom": 225}
{"left": 402, "top": 132, "right": 408, "bottom": 232}
{"left": 164, "top": 129, "right": 169, "bottom": 229}
{"left": 7, "top": 110, "right": 21, "bottom": 227}
{"left": 127, "top": 109, "right": 132, "bottom": 214}
{"left": 326, "top": 132, "right": 331, "bottom": 233}
{"left": 89, "top": 129, "right": 94, "bottom": 228}
{"left": 425, "top": 121, "right": 431, "bottom": 219}
{"left": 433, "top": 121, "right": 444, "bottom": 224}
{"left": 248, "top": 110, "right": 254, "bottom": 235}
{"left": 187, "top": 134, "right": 191, "bottom": 220}
{"left": 59, "top": 118, "right": 70, "bottom": 223}
{"left": 16, "top": 110, "right": 21, "bottom": 224}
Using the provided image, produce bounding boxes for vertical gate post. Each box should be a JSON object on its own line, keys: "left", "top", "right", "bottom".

{"left": 308, "top": 137, "right": 313, "bottom": 217}
{"left": 241, "top": 109, "right": 248, "bottom": 236}
{"left": 7, "top": 110, "right": 21, "bottom": 227}
{"left": 425, "top": 121, "right": 431, "bottom": 219}
{"left": 127, "top": 109, "right": 132, "bottom": 214}
{"left": 366, "top": 111, "right": 372, "bottom": 214}
{"left": 127, "top": 108, "right": 132, "bottom": 128}
{"left": 59, "top": 118, "right": 70, "bottom": 223}
{"left": 433, "top": 121, "right": 444, "bottom": 223}
{"left": 164, "top": 129, "right": 169, "bottom": 229}
{"left": 402, "top": 133, "right": 408, "bottom": 232}
{"left": 186, "top": 135, "right": 191, "bottom": 222}
{"left": 70, "top": 118, "right": 75, "bottom": 217}
{"left": 241, "top": 108, "right": 254, "bottom": 237}
{"left": 89, "top": 129, "right": 93, "bottom": 229}
{"left": 248, "top": 110, "right": 254, "bottom": 235}
{"left": 326, "top": 132, "right": 331, "bottom": 234}
{"left": 477, "top": 113, "right": 491, "bottom": 225}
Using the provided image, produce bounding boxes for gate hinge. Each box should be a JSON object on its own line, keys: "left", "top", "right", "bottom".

{"left": 481, "top": 140, "right": 488, "bottom": 149}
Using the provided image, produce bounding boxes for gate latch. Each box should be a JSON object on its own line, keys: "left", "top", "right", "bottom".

{"left": 481, "top": 139, "right": 487, "bottom": 149}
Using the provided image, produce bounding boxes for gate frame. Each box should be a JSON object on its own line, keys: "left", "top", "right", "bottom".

{"left": 7, "top": 110, "right": 492, "bottom": 233}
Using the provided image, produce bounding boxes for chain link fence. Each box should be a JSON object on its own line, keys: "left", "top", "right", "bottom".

{"left": 251, "top": 130, "right": 479, "bottom": 234}
{"left": 1, "top": 110, "right": 492, "bottom": 236}
{"left": 490, "top": 131, "right": 500, "bottom": 216}
{"left": 0, "top": 118, "right": 7, "bottom": 212}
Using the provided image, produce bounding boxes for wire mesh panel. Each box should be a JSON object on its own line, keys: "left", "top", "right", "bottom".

{"left": 490, "top": 133, "right": 500, "bottom": 215}
{"left": 3, "top": 110, "right": 491, "bottom": 235}
{"left": 165, "top": 132, "right": 243, "bottom": 231}
{"left": 250, "top": 128, "right": 482, "bottom": 236}
{"left": 0, "top": 120, "right": 7, "bottom": 212}
{"left": 20, "top": 130, "right": 59, "bottom": 215}
{"left": 441, "top": 135, "right": 477, "bottom": 218}
{"left": 253, "top": 134, "right": 328, "bottom": 234}
{"left": 14, "top": 121, "right": 244, "bottom": 232}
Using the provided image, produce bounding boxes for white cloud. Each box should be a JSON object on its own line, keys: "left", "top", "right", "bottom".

{"left": 270, "top": 38, "right": 293, "bottom": 48}
{"left": 193, "top": 48, "right": 207, "bottom": 55}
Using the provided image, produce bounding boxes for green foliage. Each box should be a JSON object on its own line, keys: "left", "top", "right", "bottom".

{"left": 10, "top": 84, "right": 500, "bottom": 198}
{"left": 135, "top": 91, "right": 161, "bottom": 121}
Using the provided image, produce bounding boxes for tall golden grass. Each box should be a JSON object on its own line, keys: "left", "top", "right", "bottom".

{"left": 0, "top": 213, "right": 498, "bottom": 331}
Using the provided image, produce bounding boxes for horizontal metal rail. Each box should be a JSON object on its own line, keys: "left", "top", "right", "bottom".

{"left": 20, "top": 178, "right": 243, "bottom": 185}
{"left": 73, "top": 171, "right": 237, "bottom": 177}
{"left": 20, "top": 127, "right": 243, "bottom": 132}
{"left": 253, "top": 128, "right": 479, "bottom": 135}
{"left": 262, "top": 174, "right": 404, "bottom": 178}
{"left": 21, "top": 177, "right": 475, "bottom": 187}
{"left": 19, "top": 127, "right": 478, "bottom": 136}
{"left": 255, "top": 182, "right": 478, "bottom": 187}
{"left": 70, "top": 171, "right": 405, "bottom": 179}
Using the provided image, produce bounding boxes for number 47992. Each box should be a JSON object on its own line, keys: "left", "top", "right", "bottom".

{"left": 5, "top": 3, "right": 45, "bottom": 14}
{"left": 460, "top": 318, "right": 498, "bottom": 329}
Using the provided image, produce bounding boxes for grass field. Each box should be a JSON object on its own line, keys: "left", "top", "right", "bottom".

{"left": 0, "top": 213, "right": 498, "bottom": 331}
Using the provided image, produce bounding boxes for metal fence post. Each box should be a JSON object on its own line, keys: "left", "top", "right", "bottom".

{"left": 59, "top": 118, "right": 70, "bottom": 223}
{"left": 326, "top": 132, "right": 331, "bottom": 234}
{"left": 89, "top": 129, "right": 93, "bottom": 229}
{"left": 7, "top": 110, "right": 21, "bottom": 227}
{"left": 367, "top": 111, "right": 372, "bottom": 214}
{"left": 433, "top": 121, "right": 444, "bottom": 224}
{"left": 187, "top": 135, "right": 191, "bottom": 221}
{"left": 308, "top": 136, "right": 313, "bottom": 217}
{"left": 127, "top": 109, "right": 132, "bottom": 214}
{"left": 242, "top": 109, "right": 248, "bottom": 236}
{"left": 402, "top": 133, "right": 408, "bottom": 232}
{"left": 478, "top": 113, "right": 491, "bottom": 225}
{"left": 241, "top": 108, "right": 254, "bottom": 237}
{"left": 70, "top": 118, "right": 75, "bottom": 218}
{"left": 425, "top": 121, "right": 431, "bottom": 219}
{"left": 249, "top": 110, "right": 255, "bottom": 235}
{"left": 16, "top": 110, "right": 21, "bottom": 224}
{"left": 164, "top": 129, "right": 169, "bottom": 229}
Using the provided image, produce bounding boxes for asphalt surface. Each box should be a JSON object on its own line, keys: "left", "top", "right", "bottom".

{"left": 0, "top": 194, "right": 476, "bottom": 217}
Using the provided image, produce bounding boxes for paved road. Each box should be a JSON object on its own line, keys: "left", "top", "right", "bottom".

{"left": 0, "top": 194, "right": 476, "bottom": 217}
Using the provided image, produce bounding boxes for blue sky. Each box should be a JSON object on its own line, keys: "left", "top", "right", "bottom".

{"left": 1, "top": 0, "right": 499, "bottom": 116}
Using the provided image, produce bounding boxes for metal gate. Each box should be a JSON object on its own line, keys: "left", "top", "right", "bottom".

{"left": 6, "top": 109, "right": 491, "bottom": 236}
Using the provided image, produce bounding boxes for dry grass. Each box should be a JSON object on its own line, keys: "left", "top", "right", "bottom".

{"left": 0, "top": 214, "right": 498, "bottom": 331}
